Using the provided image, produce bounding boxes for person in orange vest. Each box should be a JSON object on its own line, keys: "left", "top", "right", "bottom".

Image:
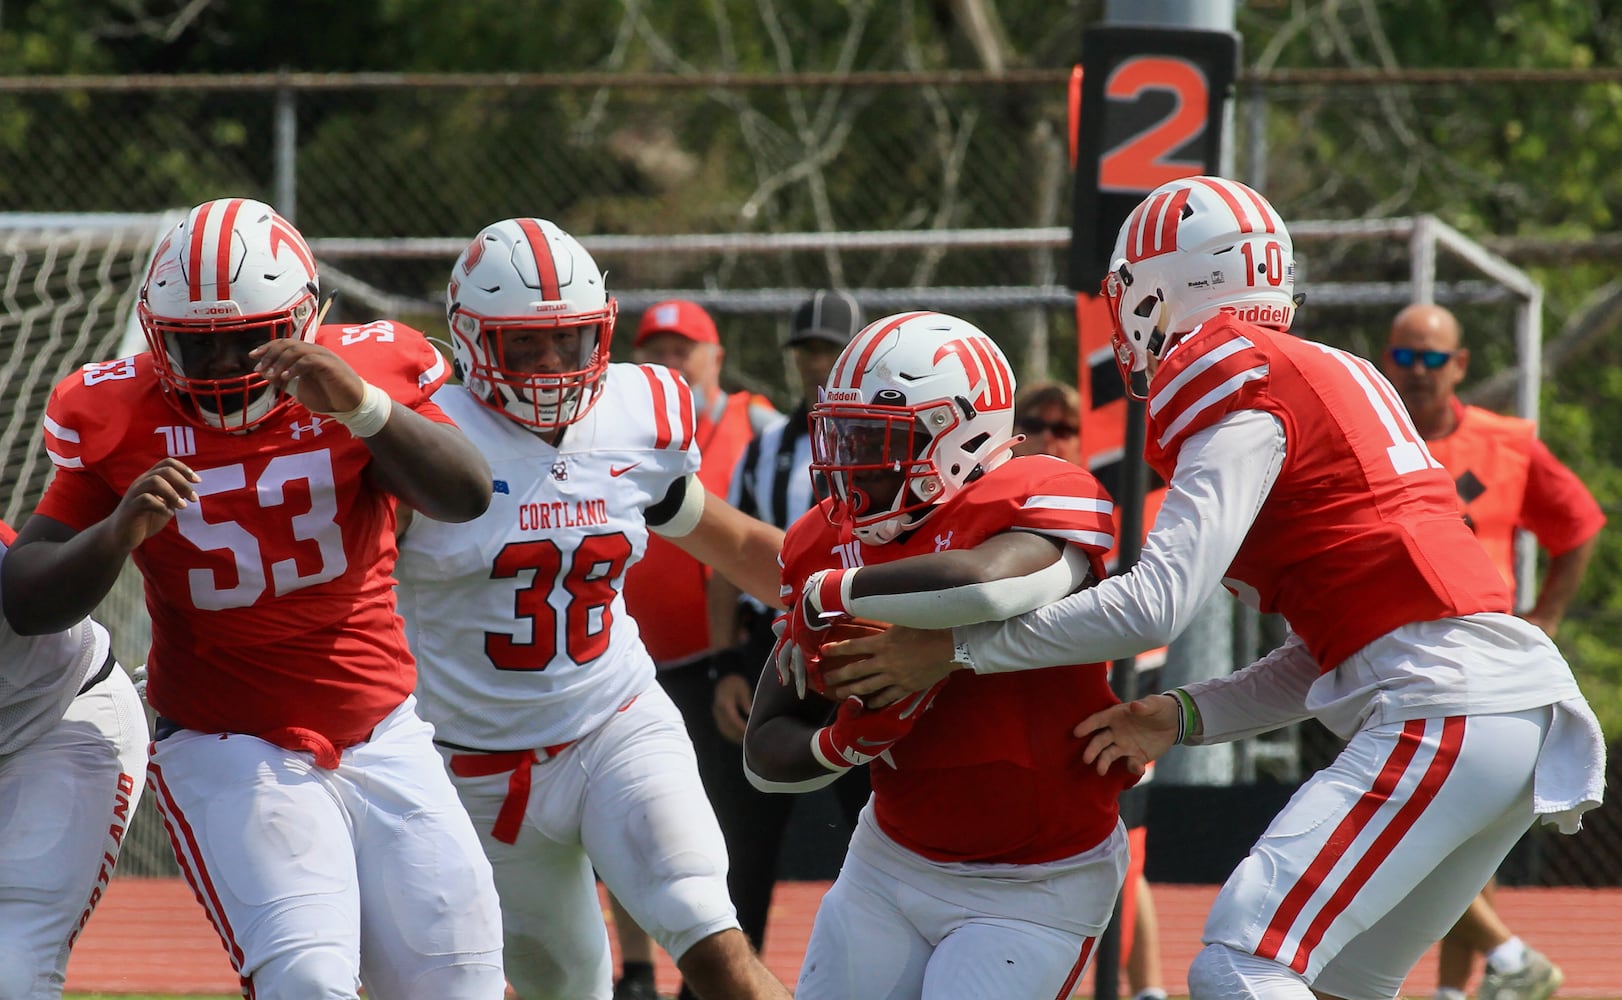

{"left": 1383, "top": 302, "right": 1605, "bottom": 1000}
{"left": 1014, "top": 379, "right": 1168, "bottom": 1000}
{"left": 612, "top": 299, "right": 778, "bottom": 1000}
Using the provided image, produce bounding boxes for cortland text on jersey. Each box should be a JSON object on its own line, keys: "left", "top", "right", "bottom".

{"left": 518, "top": 497, "right": 611, "bottom": 531}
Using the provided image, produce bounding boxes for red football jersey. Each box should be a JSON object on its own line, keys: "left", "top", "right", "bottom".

{"left": 35, "top": 320, "right": 454, "bottom": 748}
{"left": 782, "top": 455, "right": 1138, "bottom": 865}
{"left": 1144, "top": 317, "right": 1512, "bottom": 671}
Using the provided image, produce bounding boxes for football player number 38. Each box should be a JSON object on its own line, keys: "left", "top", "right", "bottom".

{"left": 486, "top": 534, "right": 635, "bottom": 671}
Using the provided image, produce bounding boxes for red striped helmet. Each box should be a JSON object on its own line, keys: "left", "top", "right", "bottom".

{"left": 139, "top": 198, "right": 319, "bottom": 430}
{"left": 811, "top": 311, "right": 1017, "bottom": 544}
{"left": 1102, "top": 175, "right": 1295, "bottom": 399}
{"left": 446, "top": 218, "right": 617, "bottom": 431}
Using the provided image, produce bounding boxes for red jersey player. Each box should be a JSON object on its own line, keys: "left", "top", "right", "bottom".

{"left": 818, "top": 177, "right": 1605, "bottom": 1000}
{"left": 744, "top": 311, "right": 1138, "bottom": 999}
{"left": 0, "top": 198, "right": 506, "bottom": 999}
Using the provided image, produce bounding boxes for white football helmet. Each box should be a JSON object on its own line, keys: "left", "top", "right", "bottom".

{"left": 447, "top": 218, "right": 616, "bottom": 431}
{"left": 811, "top": 311, "right": 1018, "bottom": 544}
{"left": 1102, "top": 175, "right": 1296, "bottom": 399}
{"left": 139, "top": 197, "right": 319, "bottom": 431}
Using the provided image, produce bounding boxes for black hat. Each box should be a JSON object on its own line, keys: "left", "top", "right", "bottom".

{"left": 787, "top": 289, "right": 864, "bottom": 348}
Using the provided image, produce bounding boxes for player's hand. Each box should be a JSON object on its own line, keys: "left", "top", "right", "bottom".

{"left": 712, "top": 672, "right": 754, "bottom": 744}
{"left": 770, "top": 612, "right": 813, "bottom": 698}
{"left": 821, "top": 625, "right": 960, "bottom": 709}
{"left": 112, "top": 458, "right": 200, "bottom": 550}
{"left": 813, "top": 680, "right": 946, "bottom": 771}
{"left": 1073, "top": 694, "right": 1179, "bottom": 777}
{"left": 250, "top": 339, "right": 365, "bottom": 415}
{"left": 788, "top": 569, "right": 843, "bottom": 647}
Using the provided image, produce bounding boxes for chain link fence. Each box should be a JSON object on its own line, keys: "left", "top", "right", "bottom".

{"left": 2, "top": 71, "right": 1619, "bottom": 887}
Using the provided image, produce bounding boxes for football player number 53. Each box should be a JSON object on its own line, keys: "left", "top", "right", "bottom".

{"left": 174, "top": 451, "right": 348, "bottom": 610}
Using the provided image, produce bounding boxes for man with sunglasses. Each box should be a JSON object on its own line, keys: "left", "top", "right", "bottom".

{"left": 1384, "top": 302, "right": 1605, "bottom": 1000}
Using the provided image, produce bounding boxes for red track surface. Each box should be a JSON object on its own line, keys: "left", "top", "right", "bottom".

{"left": 66, "top": 878, "right": 1622, "bottom": 996}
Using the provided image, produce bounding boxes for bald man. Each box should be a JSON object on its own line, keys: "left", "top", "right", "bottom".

{"left": 1383, "top": 303, "right": 1604, "bottom": 1000}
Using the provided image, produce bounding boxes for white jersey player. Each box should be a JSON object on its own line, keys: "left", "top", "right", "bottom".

{"left": 395, "top": 217, "right": 792, "bottom": 1000}
{"left": 0, "top": 519, "right": 147, "bottom": 999}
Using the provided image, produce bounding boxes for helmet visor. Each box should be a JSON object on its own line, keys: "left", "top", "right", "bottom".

{"left": 810, "top": 404, "right": 932, "bottom": 526}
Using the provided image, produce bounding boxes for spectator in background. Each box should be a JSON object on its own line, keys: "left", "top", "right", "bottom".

{"left": 1011, "top": 379, "right": 1084, "bottom": 465}
{"left": 706, "top": 289, "right": 872, "bottom": 960}
{"left": 614, "top": 298, "right": 779, "bottom": 1000}
{"left": 0, "top": 520, "right": 147, "bottom": 999}
{"left": 1013, "top": 379, "right": 1168, "bottom": 1000}
{"left": 1384, "top": 302, "right": 1605, "bottom": 1000}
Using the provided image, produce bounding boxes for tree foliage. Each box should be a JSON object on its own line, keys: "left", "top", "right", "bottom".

{"left": 4, "top": 0, "right": 1621, "bottom": 731}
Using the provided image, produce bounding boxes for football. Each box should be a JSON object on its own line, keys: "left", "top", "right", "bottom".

{"left": 804, "top": 618, "right": 888, "bottom": 697}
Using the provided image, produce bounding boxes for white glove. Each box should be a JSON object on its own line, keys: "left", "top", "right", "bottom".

{"left": 770, "top": 612, "right": 812, "bottom": 699}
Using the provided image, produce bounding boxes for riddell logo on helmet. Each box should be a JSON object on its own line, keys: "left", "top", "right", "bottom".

{"left": 823, "top": 388, "right": 863, "bottom": 402}
{"left": 1222, "top": 303, "right": 1291, "bottom": 325}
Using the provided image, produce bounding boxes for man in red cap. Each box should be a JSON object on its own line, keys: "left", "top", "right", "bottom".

{"left": 613, "top": 299, "right": 777, "bottom": 1000}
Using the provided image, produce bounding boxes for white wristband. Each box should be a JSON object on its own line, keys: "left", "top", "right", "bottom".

{"left": 329, "top": 381, "right": 392, "bottom": 438}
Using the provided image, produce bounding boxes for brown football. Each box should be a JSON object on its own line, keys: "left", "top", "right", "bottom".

{"left": 805, "top": 618, "right": 888, "bottom": 696}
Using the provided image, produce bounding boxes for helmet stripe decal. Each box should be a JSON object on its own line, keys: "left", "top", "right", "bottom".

{"left": 1191, "top": 176, "right": 1274, "bottom": 235}
{"left": 516, "top": 218, "right": 561, "bottom": 298}
{"left": 212, "top": 198, "right": 244, "bottom": 302}
{"left": 836, "top": 311, "right": 925, "bottom": 389}
{"left": 1123, "top": 188, "right": 1191, "bottom": 262}
{"left": 1234, "top": 182, "right": 1278, "bottom": 233}
{"left": 187, "top": 200, "right": 214, "bottom": 301}
{"left": 966, "top": 336, "right": 1013, "bottom": 409}
{"left": 269, "top": 213, "right": 316, "bottom": 282}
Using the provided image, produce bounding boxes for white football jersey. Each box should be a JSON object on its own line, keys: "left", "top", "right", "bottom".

{"left": 397, "top": 363, "right": 702, "bottom": 750}
{"left": 0, "top": 537, "right": 111, "bottom": 755}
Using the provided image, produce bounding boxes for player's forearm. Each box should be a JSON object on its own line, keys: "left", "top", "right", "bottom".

{"left": 1179, "top": 632, "right": 1319, "bottom": 744}
{"left": 834, "top": 537, "right": 1090, "bottom": 629}
{"left": 365, "top": 410, "right": 493, "bottom": 523}
{"left": 955, "top": 412, "right": 1283, "bottom": 674}
{"left": 742, "top": 670, "right": 841, "bottom": 792}
{"left": 1527, "top": 537, "right": 1597, "bottom": 634}
{"left": 1, "top": 522, "right": 126, "bottom": 635}
{"left": 674, "top": 494, "right": 787, "bottom": 610}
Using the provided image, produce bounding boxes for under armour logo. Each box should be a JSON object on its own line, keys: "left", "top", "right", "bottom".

{"left": 934, "top": 530, "right": 954, "bottom": 552}
{"left": 551, "top": 459, "right": 569, "bottom": 482}
{"left": 289, "top": 416, "right": 326, "bottom": 440}
{"left": 154, "top": 425, "right": 196, "bottom": 457}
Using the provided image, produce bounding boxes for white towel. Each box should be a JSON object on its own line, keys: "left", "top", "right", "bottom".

{"left": 1533, "top": 697, "right": 1608, "bottom": 834}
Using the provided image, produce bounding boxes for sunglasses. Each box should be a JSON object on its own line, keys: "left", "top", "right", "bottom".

{"left": 1388, "top": 347, "right": 1455, "bottom": 370}
{"left": 1017, "top": 416, "right": 1079, "bottom": 440}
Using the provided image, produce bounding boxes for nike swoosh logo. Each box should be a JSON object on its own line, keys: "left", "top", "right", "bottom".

{"left": 610, "top": 463, "right": 641, "bottom": 477}
{"left": 855, "top": 737, "right": 890, "bottom": 748}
